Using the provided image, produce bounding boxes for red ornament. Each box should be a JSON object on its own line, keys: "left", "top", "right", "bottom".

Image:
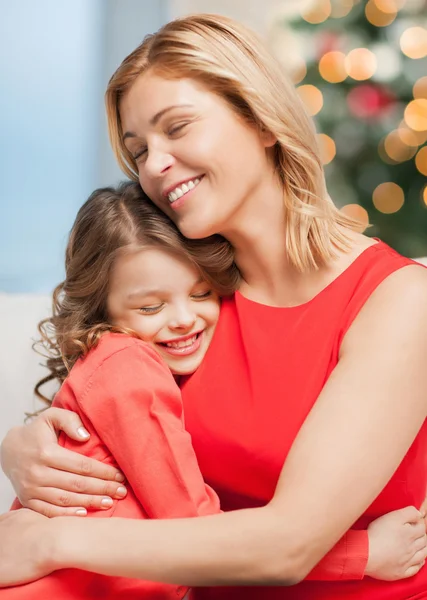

{"left": 347, "top": 84, "right": 396, "bottom": 120}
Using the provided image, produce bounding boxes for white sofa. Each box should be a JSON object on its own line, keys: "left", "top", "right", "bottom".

{"left": 2, "top": 255, "right": 427, "bottom": 512}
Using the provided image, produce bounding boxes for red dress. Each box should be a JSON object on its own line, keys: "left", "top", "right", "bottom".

{"left": 181, "top": 241, "right": 427, "bottom": 599}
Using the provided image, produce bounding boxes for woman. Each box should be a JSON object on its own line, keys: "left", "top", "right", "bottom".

{"left": 1, "top": 13, "right": 427, "bottom": 599}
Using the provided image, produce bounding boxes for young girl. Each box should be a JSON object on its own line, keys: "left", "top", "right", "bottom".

{"left": 2, "top": 180, "right": 237, "bottom": 600}
{"left": 0, "top": 181, "right": 425, "bottom": 598}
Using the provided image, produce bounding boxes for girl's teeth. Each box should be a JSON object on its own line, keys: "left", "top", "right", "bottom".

{"left": 166, "top": 335, "right": 197, "bottom": 349}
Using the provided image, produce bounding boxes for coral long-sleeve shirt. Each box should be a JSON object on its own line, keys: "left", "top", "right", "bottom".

{"left": 2, "top": 333, "right": 368, "bottom": 598}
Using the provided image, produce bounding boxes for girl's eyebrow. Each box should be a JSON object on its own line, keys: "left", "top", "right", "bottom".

{"left": 123, "top": 104, "right": 194, "bottom": 141}
{"left": 127, "top": 287, "right": 163, "bottom": 300}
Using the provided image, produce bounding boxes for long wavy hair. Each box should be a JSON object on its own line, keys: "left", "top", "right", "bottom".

{"left": 105, "top": 13, "right": 363, "bottom": 273}
{"left": 35, "top": 181, "right": 238, "bottom": 405}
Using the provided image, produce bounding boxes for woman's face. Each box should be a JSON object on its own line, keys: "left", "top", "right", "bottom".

{"left": 119, "top": 73, "right": 276, "bottom": 239}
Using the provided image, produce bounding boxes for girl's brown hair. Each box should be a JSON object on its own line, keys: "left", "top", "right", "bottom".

{"left": 105, "top": 13, "right": 364, "bottom": 273}
{"left": 35, "top": 181, "right": 238, "bottom": 406}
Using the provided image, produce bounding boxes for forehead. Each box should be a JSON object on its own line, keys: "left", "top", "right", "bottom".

{"left": 110, "top": 247, "right": 199, "bottom": 290}
{"left": 119, "top": 73, "right": 216, "bottom": 133}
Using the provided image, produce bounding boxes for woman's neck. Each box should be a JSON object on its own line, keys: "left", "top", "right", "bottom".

{"left": 221, "top": 180, "right": 372, "bottom": 307}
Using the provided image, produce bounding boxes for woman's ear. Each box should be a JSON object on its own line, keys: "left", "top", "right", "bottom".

{"left": 260, "top": 127, "right": 277, "bottom": 148}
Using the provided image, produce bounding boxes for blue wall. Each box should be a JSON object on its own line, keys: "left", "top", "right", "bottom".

{"left": 0, "top": 0, "right": 166, "bottom": 293}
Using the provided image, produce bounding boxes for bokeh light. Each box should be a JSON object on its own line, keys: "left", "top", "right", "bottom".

{"left": 374, "top": 0, "right": 406, "bottom": 12}
{"left": 397, "top": 126, "right": 421, "bottom": 147}
{"left": 317, "top": 133, "right": 337, "bottom": 164}
{"left": 400, "top": 27, "right": 427, "bottom": 59}
{"left": 345, "top": 48, "right": 377, "bottom": 80}
{"left": 372, "top": 182, "right": 405, "bottom": 213}
{"left": 404, "top": 99, "right": 427, "bottom": 131}
{"left": 319, "top": 51, "right": 348, "bottom": 83}
{"left": 371, "top": 43, "right": 402, "bottom": 81}
{"left": 341, "top": 203, "right": 370, "bottom": 227}
{"left": 423, "top": 185, "right": 427, "bottom": 207}
{"left": 330, "top": 0, "right": 354, "bottom": 18}
{"left": 415, "top": 146, "right": 427, "bottom": 175}
{"left": 365, "top": 0, "right": 397, "bottom": 26}
{"left": 413, "top": 76, "right": 427, "bottom": 99}
{"left": 297, "top": 84, "right": 324, "bottom": 115}
{"left": 398, "top": 120, "right": 427, "bottom": 144}
{"left": 301, "top": 0, "right": 332, "bottom": 23}
{"left": 347, "top": 84, "right": 395, "bottom": 119}
{"left": 384, "top": 130, "right": 418, "bottom": 161}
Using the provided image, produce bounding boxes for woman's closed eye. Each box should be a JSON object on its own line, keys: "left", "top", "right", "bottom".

{"left": 133, "top": 146, "right": 148, "bottom": 161}
{"left": 167, "top": 122, "right": 189, "bottom": 137}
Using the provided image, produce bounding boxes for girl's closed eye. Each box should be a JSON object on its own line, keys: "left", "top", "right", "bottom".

{"left": 191, "top": 290, "right": 213, "bottom": 300}
{"left": 138, "top": 303, "right": 164, "bottom": 314}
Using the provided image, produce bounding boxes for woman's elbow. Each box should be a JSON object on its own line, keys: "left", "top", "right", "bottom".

{"left": 264, "top": 552, "right": 311, "bottom": 586}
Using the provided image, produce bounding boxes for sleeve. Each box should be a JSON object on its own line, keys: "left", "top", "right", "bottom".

{"left": 74, "top": 341, "right": 220, "bottom": 519}
{"left": 305, "top": 529, "right": 368, "bottom": 581}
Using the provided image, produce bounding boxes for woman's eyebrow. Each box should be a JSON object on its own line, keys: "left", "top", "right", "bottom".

{"left": 123, "top": 104, "right": 194, "bottom": 140}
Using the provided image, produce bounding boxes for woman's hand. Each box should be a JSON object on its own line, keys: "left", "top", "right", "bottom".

{"left": 366, "top": 506, "right": 427, "bottom": 580}
{"left": 0, "top": 408, "right": 127, "bottom": 517}
{"left": 0, "top": 509, "right": 56, "bottom": 587}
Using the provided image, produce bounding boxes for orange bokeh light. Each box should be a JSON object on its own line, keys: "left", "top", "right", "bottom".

{"left": 372, "top": 182, "right": 405, "bottom": 214}
{"left": 297, "top": 85, "right": 324, "bottom": 116}
{"left": 319, "top": 51, "right": 347, "bottom": 83}
{"left": 301, "top": 0, "right": 332, "bottom": 24}
{"left": 341, "top": 203, "right": 369, "bottom": 227}
{"left": 345, "top": 48, "right": 377, "bottom": 81}
{"left": 365, "top": 0, "right": 397, "bottom": 26}
{"left": 404, "top": 99, "right": 427, "bottom": 131}
{"left": 415, "top": 147, "right": 427, "bottom": 176}
{"left": 317, "top": 133, "right": 337, "bottom": 165}
{"left": 400, "top": 27, "right": 427, "bottom": 59}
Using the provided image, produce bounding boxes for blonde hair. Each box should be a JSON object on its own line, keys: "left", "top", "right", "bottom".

{"left": 35, "top": 181, "right": 238, "bottom": 406}
{"left": 105, "top": 13, "right": 363, "bottom": 272}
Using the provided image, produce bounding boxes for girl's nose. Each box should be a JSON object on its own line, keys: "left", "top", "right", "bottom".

{"left": 169, "top": 304, "right": 197, "bottom": 331}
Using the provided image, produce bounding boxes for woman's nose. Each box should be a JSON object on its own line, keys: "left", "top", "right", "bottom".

{"left": 144, "top": 146, "right": 174, "bottom": 178}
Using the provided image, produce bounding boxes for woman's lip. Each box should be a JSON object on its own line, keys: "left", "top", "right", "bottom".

{"left": 163, "top": 175, "right": 204, "bottom": 198}
{"left": 168, "top": 176, "right": 204, "bottom": 211}
{"left": 157, "top": 331, "right": 204, "bottom": 357}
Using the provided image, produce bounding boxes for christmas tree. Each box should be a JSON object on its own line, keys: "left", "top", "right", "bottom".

{"left": 270, "top": 0, "right": 427, "bottom": 257}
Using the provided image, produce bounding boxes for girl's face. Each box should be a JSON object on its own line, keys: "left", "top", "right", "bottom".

{"left": 106, "top": 247, "right": 220, "bottom": 376}
{"left": 119, "top": 73, "right": 276, "bottom": 240}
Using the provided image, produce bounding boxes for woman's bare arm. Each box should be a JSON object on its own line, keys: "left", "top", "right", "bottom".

{"left": 1, "top": 265, "right": 427, "bottom": 587}
{"left": 0, "top": 408, "right": 126, "bottom": 516}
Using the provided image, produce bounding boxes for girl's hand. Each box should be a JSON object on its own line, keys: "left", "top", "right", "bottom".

{"left": 0, "top": 509, "right": 55, "bottom": 587}
{"left": 0, "top": 408, "right": 126, "bottom": 517}
{"left": 366, "top": 506, "right": 427, "bottom": 580}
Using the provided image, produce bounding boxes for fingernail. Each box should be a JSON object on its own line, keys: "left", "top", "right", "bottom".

{"left": 101, "top": 497, "right": 113, "bottom": 508}
{"left": 116, "top": 486, "right": 127, "bottom": 498}
{"left": 115, "top": 472, "right": 125, "bottom": 483}
{"left": 75, "top": 508, "right": 87, "bottom": 516}
{"left": 77, "top": 427, "right": 90, "bottom": 439}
